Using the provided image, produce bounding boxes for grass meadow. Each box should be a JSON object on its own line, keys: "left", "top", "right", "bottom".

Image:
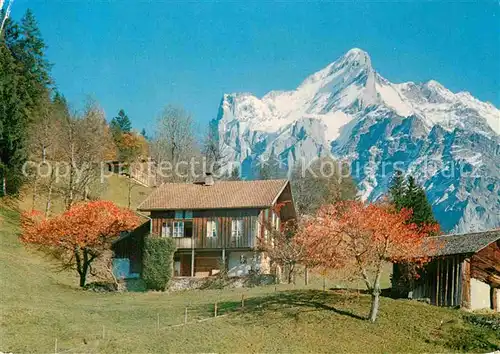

{"left": 1, "top": 181, "right": 499, "bottom": 353}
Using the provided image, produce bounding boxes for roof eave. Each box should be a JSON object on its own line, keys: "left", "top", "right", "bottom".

{"left": 137, "top": 204, "right": 274, "bottom": 212}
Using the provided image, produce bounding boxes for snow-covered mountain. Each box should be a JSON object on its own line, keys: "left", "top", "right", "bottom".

{"left": 213, "top": 48, "right": 500, "bottom": 233}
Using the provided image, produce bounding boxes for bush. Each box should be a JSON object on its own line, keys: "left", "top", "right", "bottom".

{"left": 142, "top": 237, "right": 176, "bottom": 291}
{"left": 465, "top": 313, "right": 500, "bottom": 332}
{"left": 442, "top": 326, "right": 499, "bottom": 352}
{"left": 84, "top": 281, "right": 118, "bottom": 292}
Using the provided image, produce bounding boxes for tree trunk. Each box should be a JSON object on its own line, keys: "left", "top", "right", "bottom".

{"left": 287, "top": 264, "right": 294, "bottom": 284}
{"left": 369, "top": 291, "right": 380, "bottom": 322}
{"left": 368, "top": 264, "right": 383, "bottom": 322}
{"left": 45, "top": 170, "right": 54, "bottom": 218}
{"left": 31, "top": 174, "right": 38, "bottom": 212}
{"left": 304, "top": 266, "right": 309, "bottom": 286}
{"left": 74, "top": 247, "right": 89, "bottom": 288}
{"left": 80, "top": 249, "right": 90, "bottom": 287}
{"left": 79, "top": 269, "right": 87, "bottom": 287}
{"left": 128, "top": 178, "right": 132, "bottom": 209}
{"left": 2, "top": 175, "right": 6, "bottom": 196}
{"left": 67, "top": 166, "right": 74, "bottom": 210}
{"left": 66, "top": 140, "right": 75, "bottom": 210}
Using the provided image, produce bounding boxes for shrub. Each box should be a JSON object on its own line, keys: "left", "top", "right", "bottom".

{"left": 442, "top": 326, "right": 499, "bottom": 352}
{"left": 142, "top": 237, "right": 176, "bottom": 291}
{"left": 465, "top": 313, "right": 500, "bottom": 332}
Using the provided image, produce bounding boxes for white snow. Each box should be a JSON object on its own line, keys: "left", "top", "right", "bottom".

{"left": 396, "top": 80, "right": 500, "bottom": 135}
{"left": 376, "top": 81, "right": 413, "bottom": 117}
{"left": 305, "top": 111, "right": 353, "bottom": 141}
{"left": 216, "top": 48, "right": 500, "bottom": 234}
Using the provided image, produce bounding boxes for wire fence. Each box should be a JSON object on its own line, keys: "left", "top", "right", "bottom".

{"left": 52, "top": 294, "right": 258, "bottom": 354}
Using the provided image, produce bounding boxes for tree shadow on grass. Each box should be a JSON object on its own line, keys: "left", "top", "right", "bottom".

{"left": 213, "top": 289, "right": 368, "bottom": 321}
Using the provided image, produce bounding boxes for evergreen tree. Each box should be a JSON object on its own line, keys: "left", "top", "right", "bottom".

{"left": 18, "top": 9, "right": 52, "bottom": 89}
{"left": 0, "top": 40, "right": 28, "bottom": 195}
{"left": 110, "top": 109, "right": 132, "bottom": 136}
{"left": 389, "top": 172, "right": 439, "bottom": 296}
{"left": 140, "top": 128, "right": 148, "bottom": 140}
{"left": 389, "top": 173, "right": 437, "bottom": 227}
{"left": 0, "top": 9, "right": 52, "bottom": 196}
{"left": 389, "top": 170, "right": 406, "bottom": 210}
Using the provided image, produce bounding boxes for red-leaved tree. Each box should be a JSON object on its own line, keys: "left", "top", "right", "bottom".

{"left": 21, "top": 201, "right": 139, "bottom": 287}
{"left": 298, "top": 200, "right": 438, "bottom": 322}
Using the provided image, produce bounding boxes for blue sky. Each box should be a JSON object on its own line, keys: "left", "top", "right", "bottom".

{"left": 11, "top": 1, "right": 500, "bottom": 134}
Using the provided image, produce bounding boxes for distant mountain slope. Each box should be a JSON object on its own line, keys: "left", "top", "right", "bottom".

{"left": 213, "top": 48, "right": 500, "bottom": 233}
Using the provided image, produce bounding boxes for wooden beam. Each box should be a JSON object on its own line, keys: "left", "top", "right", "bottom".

{"left": 191, "top": 248, "right": 195, "bottom": 277}
{"left": 444, "top": 258, "right": 449, "bottom": 306}
{"left": 461, "top": 258, "right": 471, "bottom": 309}
{"left": 436, "top": 259, "right": 441, "bottom": 306}
{"left": 451, "top": 256, "right": 455, "bottom": 307}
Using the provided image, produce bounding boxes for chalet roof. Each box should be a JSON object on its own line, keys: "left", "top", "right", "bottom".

{"left": 424, "top": 230, "right": 500, "bottom": 256}
{"left": 137, "top": 179, "right": 289, "bottom": 211}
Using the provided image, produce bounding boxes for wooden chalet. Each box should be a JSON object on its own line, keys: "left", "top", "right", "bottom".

{"left": 113, "top": 174, "right": 295, "bottom": 279}
{"left": 407, "top": 230, "right": 500, "bottom": 312}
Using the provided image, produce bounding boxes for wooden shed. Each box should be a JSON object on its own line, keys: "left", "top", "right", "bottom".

{"left": 408, "top": 230, "right": 499, "bottom": 311}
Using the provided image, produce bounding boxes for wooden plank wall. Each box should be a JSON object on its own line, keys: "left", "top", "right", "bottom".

{"left": 150, "top": 209, "right": 262, "bottom": 249}
{"left": 461, "top": 258, "right": 471, "bottom": 308}
{"left": 414, "top": 255, "right": 464, "bottom": 307}
{"left": 471, "top": 241, "right": 500, "bottom": 287}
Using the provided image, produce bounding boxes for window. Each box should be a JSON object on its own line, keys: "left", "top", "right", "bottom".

{"left": 175, "top": 210, "right": 193, "bottom": 219}
{"left": 161, "top": 222, "right": 171, "bottom": 237}
{"left": 170, "top": 210, "right": 193, "bottom": 238}
{"left": 173, "top": 221, "right": 184, "bottom": 238}
{"left": 207, "top": 219, "right": 218, "bottom": 238}
{"left": 231, "top": 218, "right": 244, "bottom": 238}
{"left": 184, "top": 221, "right": 193, "bottom": 238}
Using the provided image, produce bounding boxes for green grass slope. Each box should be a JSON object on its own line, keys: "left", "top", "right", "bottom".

{"left": 1, "top": 196, "right": 499, "bottom": 352}
{"left": 18, "top": 174, "right": 152, "bottom": 214}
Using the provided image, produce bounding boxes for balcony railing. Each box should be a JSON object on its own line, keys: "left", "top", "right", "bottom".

{"left": 172, "top": 237, "right": 193, "bottom": 249}
{"left": 170, "top": 237, "right": 254, "bottom": 249}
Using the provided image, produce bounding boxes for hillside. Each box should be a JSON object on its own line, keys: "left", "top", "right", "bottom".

{"left": 17, "top": 174, "right": 152, "bottom": 215}
{"left": 1, "top": 203, "right": 499, "bottom": 353}
{"left": 214, "top": 48, "right": 500, "bottom": 233}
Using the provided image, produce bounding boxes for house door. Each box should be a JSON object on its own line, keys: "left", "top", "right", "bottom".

{"left": 180, "top": 254, "right": 192, "bottom": 277}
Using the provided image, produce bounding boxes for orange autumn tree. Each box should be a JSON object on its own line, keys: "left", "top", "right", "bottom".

{"left": 21, "top": 201, "right": 140, "bottom": 287}
{"left": 298, "top": 200, "right": 438, "bottom": 322}
{"left": 118, "top": 132, "right": 148, "bottom": 163}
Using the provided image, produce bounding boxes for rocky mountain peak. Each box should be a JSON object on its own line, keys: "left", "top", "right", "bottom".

{"left": 214, "top": 49, "right": 499, "bottom": 233}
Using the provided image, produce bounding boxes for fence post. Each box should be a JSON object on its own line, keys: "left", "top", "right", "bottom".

{"left": 214, "top": 302, "right": 218, "bottom": 317}
{"left": 184, "top": 307, "right": 188, "bottom": 324}
{"left": 241, "top": 294, "right": 245, "bottom": 308}
{"left": 54, "top": 338, "right": 58, "bottom": 354}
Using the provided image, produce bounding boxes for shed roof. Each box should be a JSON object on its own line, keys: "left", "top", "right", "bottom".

{"left": 137, "top": 179, "right": 289, "bottom": 211}
{"left": 424, "top": 230, "right": 500, "bottom": 256}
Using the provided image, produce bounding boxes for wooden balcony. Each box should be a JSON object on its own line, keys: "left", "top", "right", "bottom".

{"left": 172, "top": 237, "right": 193, "bottom": 249}
{"left": 172, "top": 236, "right": 254, "bottom": 249}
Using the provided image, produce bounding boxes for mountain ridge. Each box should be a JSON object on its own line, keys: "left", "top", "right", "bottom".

{"left": 213, "top": 48, "right": 500, "bottom": 233}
